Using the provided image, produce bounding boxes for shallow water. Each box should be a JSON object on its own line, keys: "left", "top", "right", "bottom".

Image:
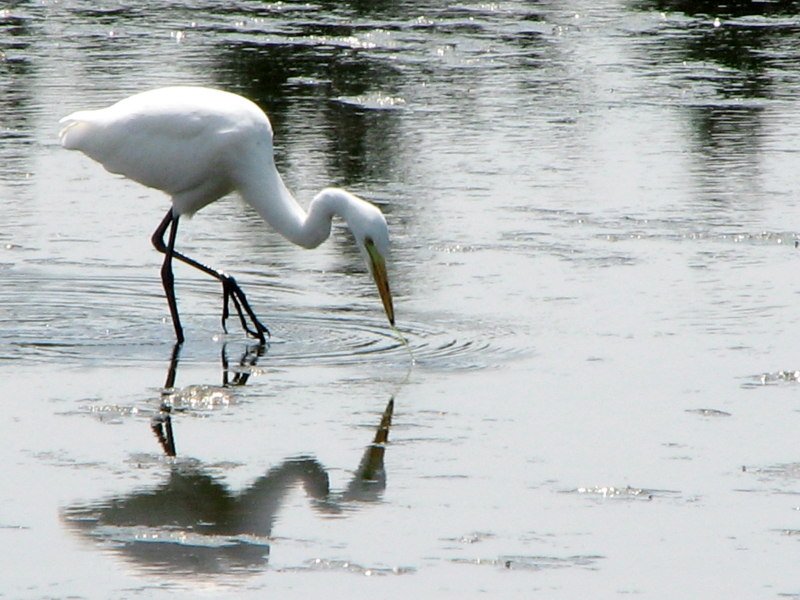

{"left": 4, "top": 0, "right": 800, "bottom": 597}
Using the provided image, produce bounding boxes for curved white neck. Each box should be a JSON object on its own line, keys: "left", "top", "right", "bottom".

{"left": 239, "top": 168, "right": 353, "bottom": 250}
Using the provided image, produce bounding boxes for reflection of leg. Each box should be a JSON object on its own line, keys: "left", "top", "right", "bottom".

{"left": 151, "top": 209, "right": 270, "bottom": 343}
{"left": 222, "top": 343, "right": 266, "bottom": 387}
{"left": 152, "top": 343, "right": 182, "bottom": 457}
{"left": 151, "top": 405, "right": 176, "bottom": 457}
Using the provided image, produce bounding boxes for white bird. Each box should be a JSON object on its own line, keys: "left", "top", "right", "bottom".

{"left": 59, "top": 86, "right": 394, "bottom": 345}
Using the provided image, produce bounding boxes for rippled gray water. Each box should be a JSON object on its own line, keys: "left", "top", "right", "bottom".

{"left": 4, "top": 1, "right": 800, "bottom": 598}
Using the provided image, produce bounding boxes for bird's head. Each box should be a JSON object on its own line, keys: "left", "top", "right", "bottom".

{"left": 313, "top": 188, "right": 395, "bottom": 326}
{"left": 345, "top": 196, "right": 395, "bottom": 327}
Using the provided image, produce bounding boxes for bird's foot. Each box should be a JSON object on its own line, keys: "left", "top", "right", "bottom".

{"left": 221, "top": 276, "right": 270, "bottom": 343}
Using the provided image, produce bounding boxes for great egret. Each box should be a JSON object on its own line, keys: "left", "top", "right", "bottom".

{"left": 59, "top": 86, "right": 394, "bottom": 345}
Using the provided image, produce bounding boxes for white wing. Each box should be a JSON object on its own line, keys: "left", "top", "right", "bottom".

{"left": 60, "top": 87, "right": 273, "bottom": 215}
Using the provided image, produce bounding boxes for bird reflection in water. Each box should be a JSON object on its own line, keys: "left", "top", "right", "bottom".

{"left": 151, "top": 343, "right": 265, "bottom": 457}
{"left": 62, "top": 344, "right": 394, "bottom": 576}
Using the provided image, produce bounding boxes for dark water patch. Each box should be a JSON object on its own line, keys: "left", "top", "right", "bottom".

{"left": 332, "top": 92, "right": 408, "bottom": 110}
{"left": 632, "top": 1, "right": 800, "bottom": 18}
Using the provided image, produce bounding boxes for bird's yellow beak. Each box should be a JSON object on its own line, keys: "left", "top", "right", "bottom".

{"left": 364, "top": 237, "right": 395, "bottom": 326}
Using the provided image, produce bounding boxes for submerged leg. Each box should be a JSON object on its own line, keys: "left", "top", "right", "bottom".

{"left": 151, "top": 209, "right": 269, "bottom": 343}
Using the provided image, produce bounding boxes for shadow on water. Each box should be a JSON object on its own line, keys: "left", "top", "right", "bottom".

{"left": 62, "top": 343, "right": 395, "bottom": 577}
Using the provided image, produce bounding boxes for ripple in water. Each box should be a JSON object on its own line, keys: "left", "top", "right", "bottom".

{"left": 0, "top": 273, "right": 520, "bottom": 371}
{"left": 252, "top": 314, "right": 520, "bottom": 371}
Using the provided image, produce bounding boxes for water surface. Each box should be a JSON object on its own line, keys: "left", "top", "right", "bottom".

{"left": 3, "top": 1, "right": 800, "bottom": 597}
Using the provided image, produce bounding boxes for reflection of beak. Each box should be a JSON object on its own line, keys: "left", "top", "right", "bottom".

{"left": 364, "top": 237, "right": 395, "bottom": 326}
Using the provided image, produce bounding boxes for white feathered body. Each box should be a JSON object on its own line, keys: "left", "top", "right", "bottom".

{"left": 59, "top": 86, "right": 390, "bottom": 258}
{"left": 60, "top": 86, "right": 277, "bottom": 218}
{"left": 59, "top": 86, "right": 394, "bottom": 325}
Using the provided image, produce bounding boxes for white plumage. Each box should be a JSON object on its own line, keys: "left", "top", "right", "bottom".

{"left": 60, "top": 86, "right": 394, "bottom": 343}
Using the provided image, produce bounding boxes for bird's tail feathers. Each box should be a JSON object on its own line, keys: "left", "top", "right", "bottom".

{"left": 58, "top": 114, "right": 96, "bottom": 150}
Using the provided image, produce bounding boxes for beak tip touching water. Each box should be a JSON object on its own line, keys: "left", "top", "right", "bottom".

{"left": 363, "top": 236, "right": 395, "bottom": 327}
{"left": 375, "top": 265, "right": 395, "bottom": 327}
{"left": 386, "top": 299, "right": 395, "bottom": 327}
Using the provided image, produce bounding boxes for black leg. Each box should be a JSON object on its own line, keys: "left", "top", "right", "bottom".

{"left": 164, "top": 342, "right": 182, "bottom": 390}
{"left": 152, "top": 211, "right": 185, "bottom": 344}
{"left": 151, "top": 209, "right": 269, "bottom": 343}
